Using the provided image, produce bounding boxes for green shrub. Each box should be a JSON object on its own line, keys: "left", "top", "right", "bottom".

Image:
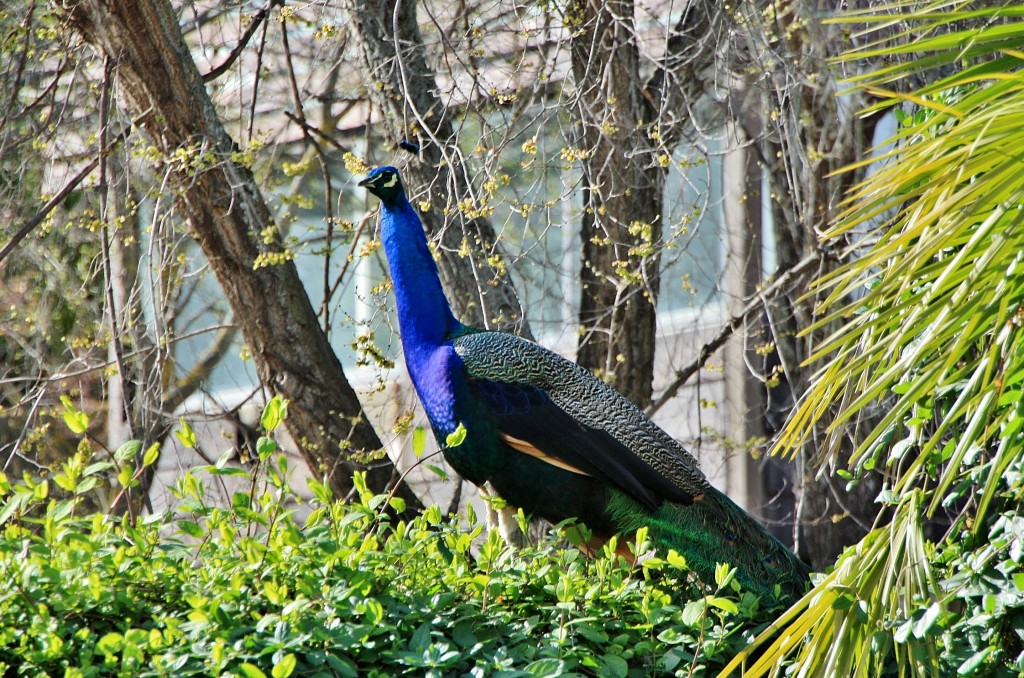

{"left": 0, "top": 398, "right": 778, "bottom": 677}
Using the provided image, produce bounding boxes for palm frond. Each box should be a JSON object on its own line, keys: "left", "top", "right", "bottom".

{"left": 722, "top": 494, "right": 937, "bottom": 677}
{"left": 723, "top": 3, "right": 1024, "bottom": 675}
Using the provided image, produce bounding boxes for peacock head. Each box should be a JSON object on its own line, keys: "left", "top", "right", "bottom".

{"left": 359, "top": 166, "right": 405, "bottom": 204}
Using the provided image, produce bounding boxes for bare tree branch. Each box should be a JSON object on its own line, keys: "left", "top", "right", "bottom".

{"left": 201, "top": 0, "right": 281, "bottom": 83}
{"left": 0, "top": 121, "right": 134, "bottom": 267}
{"left": 647, "top": 252, "right": 824, "bottom": 418}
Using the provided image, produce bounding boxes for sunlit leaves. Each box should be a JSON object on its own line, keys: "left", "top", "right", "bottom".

{"left": 260, "top": 395, "right": 288, "bottom": 433}
{"left": 113, "top": 440, "right": 142, "bottom": 463}
{"left": 445, "top": 422, "right": 467, "bottom": 448}
{"left": 59, "top": 395, "right": 89, "bottom": 435}
{"left": 175, "top": 417, "right": 197, "bottom": 449}
{"left": 0, "top": 464, "right": 763, "bottom": 676}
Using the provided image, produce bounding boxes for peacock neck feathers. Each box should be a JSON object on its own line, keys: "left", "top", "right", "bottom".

{"left": 363, "top": 166, "right": 465, "bottom": 436}
{"left": 373, "top": 175, "right": 461, "bottom": 353}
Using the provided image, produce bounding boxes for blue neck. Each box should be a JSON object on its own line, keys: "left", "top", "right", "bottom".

{"left": 379, "top": 194, "right": 461, "bottom": 351}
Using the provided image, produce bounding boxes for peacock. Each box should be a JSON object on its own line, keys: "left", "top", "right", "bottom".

{"left": 360, "top": 165, "right": 810, "bottom": 603}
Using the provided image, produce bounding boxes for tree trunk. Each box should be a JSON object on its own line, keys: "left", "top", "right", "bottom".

{"left": 730, "top": 0, "right": 885, "bottom": 566}
{"left": 63, "top": 0, "right": 420, "bottom": 512}
{"left": 568, "top": 0, "right": 665, "bottom": 408}
{"left": 101, "top": 142, "right": 161, "bottom": 517}
{"left": 341, "top": 0, "right": 530, "bottom": 337}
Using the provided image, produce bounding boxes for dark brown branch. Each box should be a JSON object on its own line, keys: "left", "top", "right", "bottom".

{"left": 0, "top": 160, "right": 97, "bottom": 266}
{"left": 201, "top": 0, "right": 281, "bottom": 83}
{"left": 646, "top": 252, "right": 823, "bottom": 418}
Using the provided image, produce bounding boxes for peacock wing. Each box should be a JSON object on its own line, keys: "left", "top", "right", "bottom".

{"left": 451, "top": 330, "right": 709, "bottom": 509}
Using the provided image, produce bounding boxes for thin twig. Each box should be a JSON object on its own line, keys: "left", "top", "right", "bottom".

{"left": 98, "top": 58, "right": 133, "bottom": 441}
{"left": 281, "top": 19, "right": 336, "bottom": 334}
{"left": 163, "top": 312, "right": 239, "bottom": 412}
{"left": 282, "top": 110, "right": 351, "bottom": 154}
{"left": 246, "top": 2, "right": 272, "bottom": 143}
{"left": 646, "top": 252, "right": 823, "bottom": 418}
{"left": 327, "top": 215, "right": 370, "bottom": 304}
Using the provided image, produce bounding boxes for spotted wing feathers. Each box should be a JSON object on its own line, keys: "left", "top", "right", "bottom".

{"left": 451, "top": 330, "right": 710, "bottom": 509}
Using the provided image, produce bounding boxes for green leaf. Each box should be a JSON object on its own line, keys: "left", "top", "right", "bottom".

{"left": 325, "top": 655, "right": 358, "bottom": 677}
{"left": 958, "top": 648, "right": 992, "bottom": 675}
{"left": 412, "top": 426, "right": 427, "bottom": 457}
{"left": 524, "top": 658, "right": 567, "bottom": 677}
{"left": 307, "top": 478, "right": 332, "bottom": 504}
{"left": 83, "top": 461, "right": 114, "bottom": 477}
{"left": 175, "top": 417, "right": 197, "bottom": 449}
{"left": 117, "top": 465, "right": 133, "bottom": 487}
{"left": 599, "top": 654, "right": 629, "bottom": 678}
{"left": 214, "top": 448, "right": 233, "bottom": 469}
{"left": 60, "top": 396, "right": 90, "bottom": 435}
{"left": 0, "top": 493, "right": 29, "bottom": 524}
{"left": 178, "top": 520, "right": 204, "bottom": 539}
{"left": 206, "top": 466, "right": 249, "bottom": 478}
{"left": 239, "top": 664, "right": 268, "bottom": 678}
{"left": 272, "top": 654, "right": 296, "bottom": 678}
{"left": 912, "top": 602, "right": 942, "bottom": 639}
{"left": 261, "top": 395, "right": 289, "bottom": 433}
{"left": 96, "top": 631, "right": 123, "bottom": 656}
{"left": 714, "top": 562, "right": 735, "bottom": 590}
{"left": 445, "top": 423, "right": 467, "bottom": 448}
{"left": 681, "top": 599, "right": 706, "bottom": 626}
{"left": 425, "top": 464, "right": 448, "bottom": 481}
{"left": 256, "top": 436, "right": 278, "bottom": 460}
{"left": 575, "top": 622, "right": 608, "bottom": 643}
{"left": 666, "top": 549, "right": 688, "bottom": 571}
{"left": 75, "top": 476, "right": 100, "bottom": 495}
{"left": 54, "top": 473, "right": 77, "bottom": 492}
{"left": 114, "top": 440, "right": 143, "bottom": 463}
{"left": 707, "top": 596, "right": 739, "bottom": 615}
{"left": 142, "top": 442, "right": 160, "bottom": 467}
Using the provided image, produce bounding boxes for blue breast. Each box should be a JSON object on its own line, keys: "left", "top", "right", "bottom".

{"left": 405, "top": 341, "right": 505, "bottom": 485}
{"left": 407, "top": 343, "right": 462, "bottom": 436}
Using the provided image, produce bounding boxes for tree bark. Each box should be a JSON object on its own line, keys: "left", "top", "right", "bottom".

{"left": 63, "top": 0, "right": 420, "bottom": 512}
{"left": 342, "top": 0, "right": 530, "bottom": 337}
{"left": 568, "top": 0, "right": 665, "bottom": 408}
{"left": 728, "top": 0, "right": 886, "bottom": 565}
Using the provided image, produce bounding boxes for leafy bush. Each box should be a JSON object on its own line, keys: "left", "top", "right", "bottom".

{"left": 0, "top": 400, "right": 775, "bottom": 677}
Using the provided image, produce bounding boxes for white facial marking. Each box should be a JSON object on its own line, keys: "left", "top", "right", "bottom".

{"left": 380, "top": 173, "right": 398, "bottom": 188}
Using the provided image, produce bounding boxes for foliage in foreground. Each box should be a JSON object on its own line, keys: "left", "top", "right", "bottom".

{"left": 0, "top": 421, "right": 768, "bottom": 677}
